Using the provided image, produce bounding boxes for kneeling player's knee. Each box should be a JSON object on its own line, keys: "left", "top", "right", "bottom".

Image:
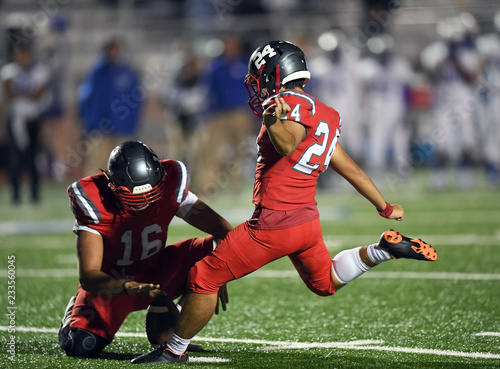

{"left": 60, "top": 328, "right": 108, "bottom": 358}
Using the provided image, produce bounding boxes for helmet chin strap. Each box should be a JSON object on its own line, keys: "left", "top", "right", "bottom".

{"left": 101, "top": 169, "right": 116, "bottom": 192}
{"left": 274, "top": 65, "right": 281, "bottom": 93}
{"left": 128, "top": 204, "right": 149, "bottom": 211}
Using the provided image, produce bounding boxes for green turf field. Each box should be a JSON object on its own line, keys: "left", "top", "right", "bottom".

{"left": 0, "top": 171, "right": 499, "bottom": 368}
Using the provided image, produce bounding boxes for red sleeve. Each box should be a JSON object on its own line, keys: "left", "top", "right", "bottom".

{"left": 277, "top": 90, "right": 317, "bottom": 128}
{"left": 162, "top": 160, "right": 191, "bottom": 205}
{"left": 67, "top": 175, "right": 106, "bottom": 227}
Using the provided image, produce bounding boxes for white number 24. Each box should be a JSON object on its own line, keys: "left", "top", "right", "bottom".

{"left": 292, "top": 122, "right": 339, "bottom": 175}
{"left": 254, "top": 45, "right": 277, "bottom": 69}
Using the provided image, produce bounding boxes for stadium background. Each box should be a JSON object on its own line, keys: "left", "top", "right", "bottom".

{"left": 0, "top": 0, "right": 499, "bottom": 191}
{"left": 0, "top": 1, "right": 499, "bottom": 368}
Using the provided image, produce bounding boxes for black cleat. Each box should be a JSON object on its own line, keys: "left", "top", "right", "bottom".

{"left": 379, "top": 230, "right": 437, "bottom": 261}
{"left": 131, "top": 345, "right": 189, "bottom": 364}
{"left": 187, "top": 343, "right": 204, "bottom": 352}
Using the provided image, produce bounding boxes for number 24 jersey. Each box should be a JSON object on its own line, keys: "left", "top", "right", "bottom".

{"left": 253, "top": 89, "right": 341, "bottom": 211}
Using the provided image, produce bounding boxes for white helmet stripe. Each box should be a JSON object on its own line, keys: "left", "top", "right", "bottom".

{"left": 69, "top": 181, "right": 101, "bottom": 224}
{"left": 174, "top": 161, "right": 190, "bottom": 204}
{"left": 282, "top": 70, "right": 311, "bottom": 85}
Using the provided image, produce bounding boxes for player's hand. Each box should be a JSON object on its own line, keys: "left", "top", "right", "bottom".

{"left": 124, "top": 281, "right": 164, "bottom": 298}
{"left": 263, "top": 97, "right": 291, "bottom": 126}
{"left": 215, "top": 284, "right": 229, "bottom": 315}
{"left": 389, "top": 203, "right": 404, "bottom": 221}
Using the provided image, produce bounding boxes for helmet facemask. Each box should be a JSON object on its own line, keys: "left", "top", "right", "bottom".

{"left": 105, "top": 141, "right": 165, "bottom": 212}
{"left": 107, "top": 176, "right": 164, "bottom": 211}
{"left": 245, "top": 68, "right": 268, "bottom": 118}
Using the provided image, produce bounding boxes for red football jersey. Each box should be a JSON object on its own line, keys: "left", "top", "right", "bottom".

{"left": 68, "top": 160, "right": 190, "bottom": 278}
{"left": 254, "top": 90, "right": 341, "bottom": 210}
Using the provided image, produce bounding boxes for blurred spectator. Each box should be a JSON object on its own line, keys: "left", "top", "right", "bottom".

{"left": 163, "top": 55, "right": 207, "bottom": 171}
{"left": 362, "top": 0, "right": 400, "bottom": 36}
{"left": 1, "top": 45, "right": 50, "bottom": 205}
{"left": 194, "top": 35, "right": 255, "bottom": 195}
{"left": 39, "top": 15, "right": 72, "bottom": 181}
{"left": 78, "top": 38, "right": 143, "bottom": 177}
{"left": 309, "top": 30, "right": 364, "bottom": 165}
{"left": 358, "top": 33, "right": 414, "bottom": 182}
{"left": 421, "top": 14, "right": 482, "bottom": 190}
{"left": 476, "top": 12, "right": 500, "bottom": 188}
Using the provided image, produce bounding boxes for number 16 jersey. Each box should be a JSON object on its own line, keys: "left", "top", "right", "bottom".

{"left": 67, "top": 160, "right": 191, "bottom": 278}
{"left": 253, "top": 89, "right": 341, "bottom": 211}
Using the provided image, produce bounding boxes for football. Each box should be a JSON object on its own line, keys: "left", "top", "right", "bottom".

{"left": 145, "top": 295, "right": 180, "bottom": 348}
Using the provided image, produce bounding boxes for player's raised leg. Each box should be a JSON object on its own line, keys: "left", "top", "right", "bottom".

{"left": 332, "top": 230, "right": 437, "bottom": 289}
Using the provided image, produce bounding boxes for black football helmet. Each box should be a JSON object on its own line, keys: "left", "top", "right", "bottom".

{"left": 244, "top": 40, "right": 311, "bottom": 117}
{"left": 105, "top": 141, "right": 164, "bottom": 211}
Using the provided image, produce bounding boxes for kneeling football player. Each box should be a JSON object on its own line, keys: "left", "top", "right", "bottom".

{"left": 58, "top": 141, "right": 231, "bottom": 358}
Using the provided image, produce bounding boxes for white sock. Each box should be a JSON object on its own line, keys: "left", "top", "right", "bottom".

{"left": 332, "top": 247, "right": 371, "bottom": 284}
{"left": 366, "top": 243, "right": 392, "bottom": 264}
{"left": 166, "top": 332, "right": 191, "bottom": 354}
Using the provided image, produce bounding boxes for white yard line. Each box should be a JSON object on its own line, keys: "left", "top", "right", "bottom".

{"left": 0, "top": 326, "right": 498, "bottom": 360}
{"left": 2, "top": 232, "right": 499, "bottom": 249}
{"left": 0, "top": 220, "right": 75, "bottom": 236}
{"left": 0, "top": 269, "right": 77, "bottom": 278}
{"left": 248, "top": 270, "right": 500, "bottom": 280}
{"left": 189, "top": 357, "right": 231, "bottom": 363}
{"left": 475, "top": 332, "right": 500, "bottom": 337}
{"left": 325, "top": 233, "right": 500, "bottom": 248}
{"left": 321, "top": 344, "right": 500, "bottom": 360}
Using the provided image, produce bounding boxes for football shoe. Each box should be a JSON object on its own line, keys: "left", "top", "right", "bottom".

{"left": 145, "top": 295, "right": 180, "bottom": 349}
{"left": 58, "top": 296, "right": 76, "bottom": 348}
{"left": 131, "top": 345, "right": 188, "bottom": 364}
{"left": 379, "top": 230, "right": 437, "bottom": 261}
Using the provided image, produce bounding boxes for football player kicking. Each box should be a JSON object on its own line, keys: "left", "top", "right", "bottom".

{"left": 58, "top": 140, "right": 232, "bottom": 358}
{"left": 131, "top": 41, "right": 438, "bottom": 364}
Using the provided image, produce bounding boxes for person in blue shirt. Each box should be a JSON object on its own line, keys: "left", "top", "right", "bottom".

{"left": 78, "top": 38, "right": 143, "bottom": 176}
{"left": 192, "top": 35, "right": 257, "bottom": 195}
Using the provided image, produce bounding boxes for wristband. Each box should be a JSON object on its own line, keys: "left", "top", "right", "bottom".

{"left": 378, "top": 201, "right": 393, "bottom": 218}
{"left": 122, "top": 280, "right": 130, "bottom": 295}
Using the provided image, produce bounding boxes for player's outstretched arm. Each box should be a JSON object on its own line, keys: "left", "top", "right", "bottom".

{"left": 76, "top": 230, "right": 162, "bottom": 297}
{"left": 329, "top": 143, "right": 403, "bottom": 221}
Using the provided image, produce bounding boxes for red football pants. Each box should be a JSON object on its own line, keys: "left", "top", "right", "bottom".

{"left": 70, "top": 237, "right": 213, "bottom": 342}
{"left": 189, "top": 218, "right": 336, "bottom": 297}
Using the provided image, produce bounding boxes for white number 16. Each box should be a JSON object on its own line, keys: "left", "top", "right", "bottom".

{"left": 116, "top": 224, "right": 163, "bottom": 266}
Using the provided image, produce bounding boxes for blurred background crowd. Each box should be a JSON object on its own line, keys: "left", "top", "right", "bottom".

{"left": 0, "top": 0, "right": 499, "bottom": 205}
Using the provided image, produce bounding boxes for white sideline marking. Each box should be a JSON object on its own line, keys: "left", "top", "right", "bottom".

{"left": 189, "top": 357, "right": 231, "bottom": 363}
{"left": 57, "top": 254, "right": 77, "bottom": 264}
{"left": 248, "top": 270, "right": 500, "bottom": 281}
{"left": 0, "top": 219, "right": 74, "bottom": 236}
{"left": 0, "top": 269, "right": 77, "bottom": 278}
{"left": 1, "top": 269, "right": 500, "bottom": 281}
{"left": 322, "top": 344, "right": 500, "bottom": 360}
{"left": 326, "top": 233, "right": 500, "bottom": 248}
{"left": 361, "top": 272, "right": 500, "bottom": 280}
{"left": 475, "top": 332, "right": 500, "bottom": 337}
{"left": 0, "top": 326, "right": 498, "bottom": 360}
{"left": 0, "top": 213, "right": 499, "bottom": 249}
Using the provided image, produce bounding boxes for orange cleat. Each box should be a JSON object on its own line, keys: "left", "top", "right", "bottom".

{"left": 379, "top": 230, "right": 437, "bottom": 261}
